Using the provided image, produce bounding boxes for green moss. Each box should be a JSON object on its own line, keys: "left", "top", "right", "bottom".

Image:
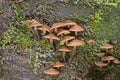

{"left": 0, "top": 26, "right": 51, "bottom": 50}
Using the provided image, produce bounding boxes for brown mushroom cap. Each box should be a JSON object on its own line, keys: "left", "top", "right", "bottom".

{"left": 52, "top": 61, "right": 65, "bottom": 68}
{"left": 69, "top": 25, "right": 84, "bottom": 32}
{"left": 102, "top": 56, "right": 116, "bottom": 61}
{"left": 21, "top": 19, "right": 34, "bottom": 26}
{"left": 113, "top": 58, "right": 120, "bottom": 64}
{"left": 67, "top": 39, "right": 85, "bottom": 46}
{"left": 29, "top": 19, "right": 43, "bottom": 28}
{"left": 95, "top": 61, "right": 108, "bottom": 67}
{"left": 87, "top": 39, "right": 96, "bottom": 44}
{"left": 57, "top": 29, "right": 70, "bottom": 36}
{"left": 95, "top": 52, "right": 105, "bottom": 57}
{"left": 100, "top": 43, "right": 113, "bottom": 49}
{"left": 50, "top": 22, "right": 64, "bottom": 30}
{"left": 43, "top": 68, "right": 59, "bottom": 75}
{"left": 37, "top": 24, "right": 51, "bottom": 33}
{"left": 63, "top": 20, "right": 77, "bottom": 26}
{"left": 44, "top": 33, "right": 60, "bottom": 40}
{"left": 58, "top": 46, "right": 71, "bottom": 52}
{"left": 60, "top": 36, "right": 75, "bottom": 45}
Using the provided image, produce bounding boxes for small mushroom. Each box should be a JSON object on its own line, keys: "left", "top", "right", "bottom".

{"left": 95, "top": 52, "right": 105, "bottom": 57}
{"left": 43, "top": 68, "right": 59, "bottom": 75}
{"left": 22, "top": 19, "right": 43, "bottom": 40}
{"left": 67, "top": 39, "right": 85, "bottom": 62}
{"left": 63, "top": 20, "right": 77, "bottom": 27}
{"left": 21, "top": 19, "right": 34, "bottom": 26}
{"left": 50, "top": 22, "right": 64, "bottom": 33}
{"left": 44, "top": 33, "right": 60, "bottom": 50}
{"left": 95, "top": 61, "right": 108, "bottom": 69}
{"left": 69, "top": 25, "right": 84, "bottom": 36}
{"left": 67, "top": 39, "right": 85, "bottom": 54}
{"left": 57, "top": 29, "right": 70, "bottom": 39}
{"left": 60, "top": 36, "right": 75, "bottom": 45}
{"left": 100, "top": 43, "right": 113, "bottom": 49}
{"left": 21, "top": 19, "right": 36, "bottom": 38}
{"left": 87, "top": 39, "right": 96, "bottom": 44}
{"left": 52, "top": 61, "right": 65, "bottom": 68}
{"left": 102, "top": 56, "right": 116, "bottom": 63}
{"left": 112, "top": 58, "right": 120, "bottom": 64}
{"left": 58, "top": 46, "right": 71, "bottom": 61}
{"left": 37, "top": 24, "right": 51, "bottom": 35}
{"left": 100, "top": 43, "right": 113, "bottom": 54}
{"left": 30, "top": 20, "right": 43, "bottom": 40}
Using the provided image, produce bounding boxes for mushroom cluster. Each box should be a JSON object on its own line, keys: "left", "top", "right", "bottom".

{"left": 43, "top": 61, "right": 65, "bottom": 75}
{"left": 21, "top": 19, "right": 120, "bottom": 75}
{"left": 21, "top": 19, "right": 86, "bottom": 62}
{"left": 94, "top": 43, "right": 120, "bottom": 69}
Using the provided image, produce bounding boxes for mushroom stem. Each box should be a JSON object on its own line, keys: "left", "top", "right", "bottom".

{"left": 50, "top": 39, "right": 55, "bottom": 51}
{"left": 73, "top": 46, "right": 77, "bottom": 56}
{"left": 107, "top": 60, "right": 110, "bottom": 64}
{"left": 75, "top": 32, "right": 78, "bottom": 36}
{"left": 42, "top": 30, "right": 47, "bottom": 35}
{"left": 63, "top": 51, "right": 66, "bottom": 62}
{"left": 54, "top": 28, "right": 58, "bottom": 33}
{"left": 29, "top": 28, "right": 36, "bottom": 39}
{"left": 65, "top": 41, "right": 68, "bottom": 45}
{"left": 99, "top": 67, "right": 103, "bottom": 71}
{"left": 30, "top": 28, "right": 35, "bottom": 35}
{"left": 34, "top": 27, "right": 40, "bottom": 40}
{"left": 106, "top": 49, "right": 109, "bottom": 55}
{"left": 60, "top": 34, "right": 63, "bottom": 40}
{"left": 69, "top": 46, "right": 76, "bottom": 63}
{"left": 68, "top": 25, "right": 70, "bottom": 28}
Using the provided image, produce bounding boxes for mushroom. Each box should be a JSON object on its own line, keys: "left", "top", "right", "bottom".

{"left": 22, "top": 19, "right": 43, "bottom": 40}
{"left": 63, "top": 20, "right": 77, "bottom": 28}
{"left": 87, "top": 39, "right": 96, "bottom": 44}
{"left": 44, "top": 33, "right": 60, "bottom": 50}
{"left": 21, "top": 19, "right": 34, "bottom": 26}
{"left": 112, "top": 58, "right": 120, "bottom": 64}
{"left": 43, "top": 68, "right": 59, "bottom": 75}
{"left": 95, "top": 61, "right": 108, "bottom": 69}
{"left": 52, "top": 61, "right": 65, "bottom": 69}
{"left": 100, "top": 43, "right": 113, "bottom": 54}
{"left": 101, "top": 56, "right": 116, "bottom": 63}
{"left": 67, "top": 39, "right": 85, "bottom": 62}
{"left": 58, "top": 46, "right": 71, "bottom": 61}
{"left": 29, "top": 19, "right": 43, "bottom": 28}
{"left": 60, "top": 36, "right": 75, "bottom": 45}
{"left": 95, "top": 52, "right": 105, "bottom": 57}
{"left": 37, "top": 24, "right": 51, "bottom": 35}
{"left": 100, "top": 43, "right": 113, "bottom": 49}
{"left": 57, "top": 29, "right": 70, "bottom": 39}
{"left": 21, "top": 19, "right": 36, "bottom": 38}
{"left": 67, "top": 39, "right": 85, "bottom": 54}
{"left": 69, "top": 25, "right": 84, "bottom": 36}
{"left": 30, "top": 19, "right": 44, "bottom": 39}
{"left": 50, "top": 22, "right": 64, "bottom": 33}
